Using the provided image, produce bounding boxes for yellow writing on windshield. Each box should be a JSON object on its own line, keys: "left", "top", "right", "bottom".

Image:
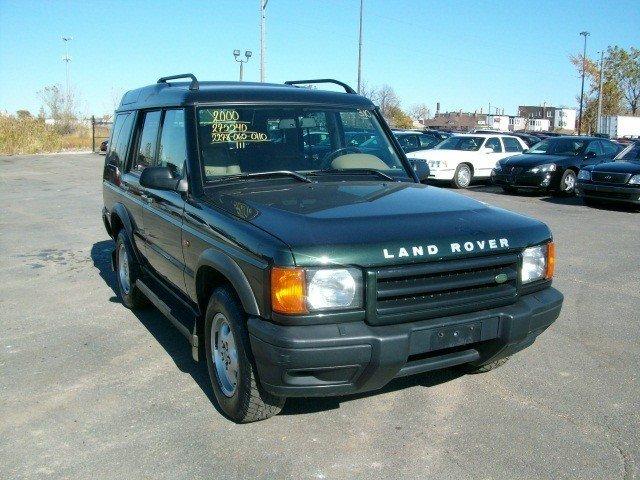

{"left": 204, "top": 109, "right": 269, "bottom": 149}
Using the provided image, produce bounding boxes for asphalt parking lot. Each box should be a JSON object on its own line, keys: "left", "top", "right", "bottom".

{"left": 1, "top": 153, "right": 638, "bottom": 480}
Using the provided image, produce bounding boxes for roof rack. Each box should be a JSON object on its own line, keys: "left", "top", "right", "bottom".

{"left": 284, "top": 79, "right": 356, "bottom": 94}
{"left": 157, "top": 73, "right": 199, "bottom": 91}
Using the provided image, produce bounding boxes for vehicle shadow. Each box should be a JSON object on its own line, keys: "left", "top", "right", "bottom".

{"left": 90, "top": 240, "right": 223, "bottom": 417}
{"left": 91, "top": 239, "right": 470, "bottom": 419}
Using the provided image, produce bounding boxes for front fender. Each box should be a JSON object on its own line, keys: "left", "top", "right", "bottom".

{"left": 196, "top": 248, "right": 261, "bottom": 316}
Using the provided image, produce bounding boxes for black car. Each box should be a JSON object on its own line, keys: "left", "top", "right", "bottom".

{"left": 576, "top": 140, "right": 640, "bottom": 207}
{"left": 392, "top": 130, "right": 442, "bottom": 153}
{"left": 491, "top": 136, "right": 621, "bottom": 195}
{"left": 101, "top": 74, "right": 562, "bottom": 422}
{"left": 509, "top": 132, "right": 542, "bottom": 147}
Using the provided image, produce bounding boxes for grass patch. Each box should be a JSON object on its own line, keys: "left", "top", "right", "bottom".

{"left": 0, "top": 114, "right": 110, "bottom": 155}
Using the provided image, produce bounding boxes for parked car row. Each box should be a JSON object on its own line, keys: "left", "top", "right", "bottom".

{"left": 400, "top": 130, "right": 637, "bottom": 208}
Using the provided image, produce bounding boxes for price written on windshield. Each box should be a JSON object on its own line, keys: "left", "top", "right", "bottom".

{"left": 208, "top": 109, "right": 269, "bottom": 148}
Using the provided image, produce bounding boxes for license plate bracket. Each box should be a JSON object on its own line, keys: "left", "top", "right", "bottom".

{"left": 431, "top": 322, "right": 482, "bottom": 350}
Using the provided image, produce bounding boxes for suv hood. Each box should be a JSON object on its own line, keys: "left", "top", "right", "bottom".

{"left": 204, "top": 181, "right": 550, "bottom": 267}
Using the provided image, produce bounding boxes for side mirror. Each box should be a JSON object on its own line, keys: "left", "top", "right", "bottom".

{"left": 140, "top": 166, "right": 187, "bottom": 192}
{"left": 584, "top": 151, "right": 597, "bottom": 159}
{"left": 481, "top": 147, "right": 494, "bottom": 154}
{"left": 409, "top": 159, "right": 430, "bottom": 182}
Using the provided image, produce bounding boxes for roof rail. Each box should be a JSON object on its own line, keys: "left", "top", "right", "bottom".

{"left": 284, "top": 79, "right": 356, "bottom": 94}
{"left": 157, "top": 73, "right": 199, "bottom": 91}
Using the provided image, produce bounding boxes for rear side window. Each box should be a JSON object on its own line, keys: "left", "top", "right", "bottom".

{"left": 486, "top": 137, "right": 503, "bottom": 153}
{"left": 106, "top": 112, "right": 134, "bottom": 171}
{"left": 503, "top": 137, "right": 523, "bottom": 153}
{"left": 132, "top": 110, "right": 162, "bottom": 172}
{"left": 157, "top": 109, "right": 186, "bottom": 177}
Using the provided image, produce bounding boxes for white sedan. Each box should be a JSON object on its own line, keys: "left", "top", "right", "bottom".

{"left": 406, "top": 134, "right": 529, "bottom": 188}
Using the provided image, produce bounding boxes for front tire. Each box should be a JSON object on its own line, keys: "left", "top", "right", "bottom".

{"left": 451, "top": 164, "right": 472, "bottom": 189}
{"left": 115, "top": 231, "right": 148, "bottom": 309}
{"left": 204, "top": 287, "right": 285, "bottom": 423}
{"left": 557, "top": 169, "right": 577, "bottom": 196}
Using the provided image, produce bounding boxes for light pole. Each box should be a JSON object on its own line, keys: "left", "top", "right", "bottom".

{"left": 62, "top": 36, "right": 73, "bottom": 105}
{"left": 597, "top": 50, "right": 604, "bottom": 134}
{"left": 357, "top": 0, "right": 363, "bottom": 93}
{"left": 234, "top": 49, "right": 252, "bottom": 81}
{"left": 260, "top": 0, "right": 268, "bottom": 82}
{"left": 578, "top": 31, "right": 589, "bottom": 135}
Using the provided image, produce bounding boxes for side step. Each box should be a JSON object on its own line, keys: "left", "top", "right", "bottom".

{"left": 135, "top": 279, "right": 200, "bottom": 362}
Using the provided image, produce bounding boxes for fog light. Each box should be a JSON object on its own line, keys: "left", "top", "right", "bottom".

{"left": 541, "top": 174, "right": 551, "bottom": 186}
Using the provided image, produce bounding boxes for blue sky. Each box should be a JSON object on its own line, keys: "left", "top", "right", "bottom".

{"left": 0, "top": 0, "right": 638, "bottom": 117}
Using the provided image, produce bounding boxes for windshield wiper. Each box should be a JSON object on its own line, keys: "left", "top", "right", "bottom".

{"left": 209, "top": 170, "right": 312, "bottom": 184}
{"left": 309, "top": 168, "right": 395, "bottom": 181}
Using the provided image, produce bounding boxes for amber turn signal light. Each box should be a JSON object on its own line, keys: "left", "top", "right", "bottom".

{"left": 546, "top": 242, "right": 555, "bottom": 279}
{"left": 271, "top": 267, "right": 307, "bottom": 314}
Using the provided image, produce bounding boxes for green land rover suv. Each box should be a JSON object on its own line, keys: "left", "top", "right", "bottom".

{"left": 102, "top": 75, "right": 563, "bottom": 422}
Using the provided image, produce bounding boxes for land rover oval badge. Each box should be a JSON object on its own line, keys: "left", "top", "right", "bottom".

{"left": 495, "top": 273, "right": 508, "bottom": 284}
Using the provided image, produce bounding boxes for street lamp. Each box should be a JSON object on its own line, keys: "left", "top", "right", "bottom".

{"left": 62, "top": 36, "right": 73, "bottom": 103}
{"left": 578, "top": 31, "right": 590, "bottom": 134}
{"left": 234, "top": 49, "right": 252, "bottom": 82}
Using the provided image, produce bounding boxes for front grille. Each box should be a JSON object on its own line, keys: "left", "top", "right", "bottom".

{"left": 591, "top": 172, "right": 631, "bottom": 184}
{"left": 368, "top": 253, "right": 519, "bottom": 325}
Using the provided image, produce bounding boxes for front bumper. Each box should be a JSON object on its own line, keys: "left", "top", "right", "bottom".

{"left": 427, "top": 168, "right": 455, "bottom": 181}
{"left": 576, "top": 181, "right": 640, "bottom": 204}
{"left": 249, "top": 287, "right": 563, "bottom": 397}
{"left": 492, "top": 169, "right": 559, "bottom": 190}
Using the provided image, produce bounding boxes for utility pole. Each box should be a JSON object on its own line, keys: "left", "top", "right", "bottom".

{"left": 260, "top": 0, "right": 268, "bottom": 82}
{"left": 234, "top": 49, "right": 252, "bottom": 81}
{"left": 62, "top": 36, "right": 73, "bottom": 105}
{"left": 597, "top": 50, "right": 604, "bottom": 134}
{"left": 578, "top": 31, "right": 590, "bottom": 135}
{"left": 357, "top": 0, "right": 363, "bottom": 93}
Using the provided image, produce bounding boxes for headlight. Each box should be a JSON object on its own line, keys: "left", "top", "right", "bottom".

{"left": 529, "top": 163, "right": 556, "bottom": 174}
{"left": 271, "top": 267, "right": 363, "bottom": 314}
{"left": 577, "top": 170, "right": 591, "bottom": 180}
{"left": 629, "top": 174, "right": 640, "bottom": 185}
{"left": 427, "top": 160, "right": 448, "bottom": 169}
{"left": 521, "top": 242, "right": 555, "bottom": 284}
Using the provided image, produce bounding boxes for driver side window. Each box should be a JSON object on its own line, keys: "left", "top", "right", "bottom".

{"left": 585, "top": 141, "right": 603, "bottom": 156}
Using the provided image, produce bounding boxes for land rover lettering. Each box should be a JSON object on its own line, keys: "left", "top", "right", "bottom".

{"left": 383, "top": 238, "right": 510, "bottom": 260}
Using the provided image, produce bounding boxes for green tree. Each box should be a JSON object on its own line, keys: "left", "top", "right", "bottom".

{"left": 607, "top": 46, "right": 640, "bottom": 114}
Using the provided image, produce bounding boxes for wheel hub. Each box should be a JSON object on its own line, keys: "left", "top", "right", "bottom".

{"left": 212, "top": 313, "right": 238, "bottom": 397}
{"left": 118, "top": 244, "right": 131, "bottom": 294}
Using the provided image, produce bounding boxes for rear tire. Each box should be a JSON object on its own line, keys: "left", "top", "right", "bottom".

{"left": 452, "top": 164, "right": 472, "bottom": 189}
{"left": 115, "top": 231, "right": 148, "bottom": 309}
{"left": 204, "top": 287, "right": 285, "bottom": 423}
{"left": 464, "top": 356, "right": 510, "bottom": 374}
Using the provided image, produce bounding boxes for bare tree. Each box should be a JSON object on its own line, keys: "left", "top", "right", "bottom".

{"left": 409, "top": 103, "right": 431, "bottom": 125}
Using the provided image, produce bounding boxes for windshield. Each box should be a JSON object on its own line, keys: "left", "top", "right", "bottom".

{"left": 197, "top": 106, "right": 411, "bottom": 182}
{"left": 616, "top": 143, "right": 640, "bottom": 163}
{"left": 527, "top": 138, "right": 589, "bottom": 156}
{"left": 435, "top": 136, "right": 485, "bottom": 151}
